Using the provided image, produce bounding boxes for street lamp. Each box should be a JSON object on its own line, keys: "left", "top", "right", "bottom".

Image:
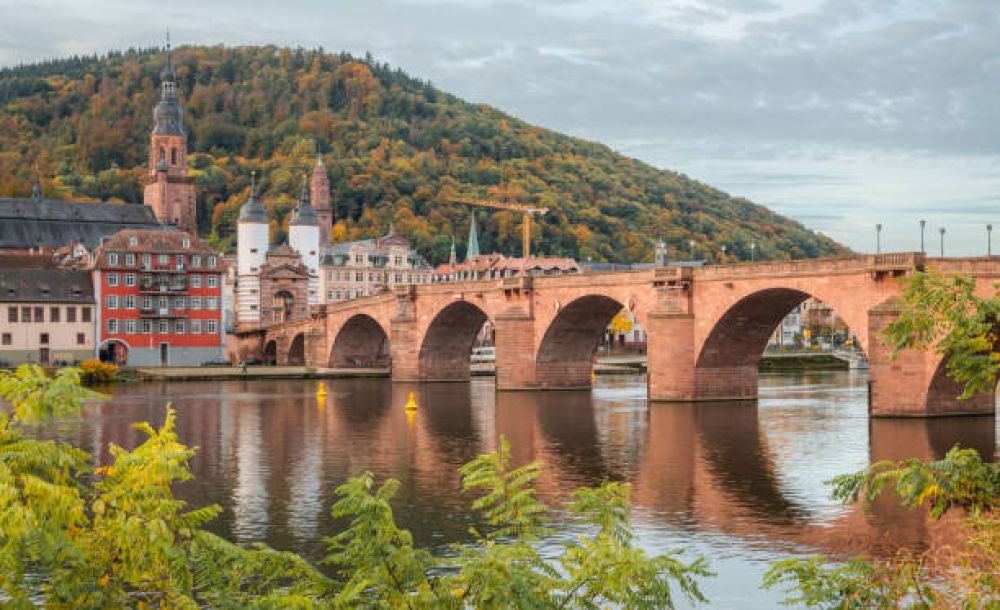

{"left": 875, "top": 223, "right": 882, "bottom": 254}
{"left": 919, "top": 220, "right": 926, "bottom": 254}
{"left": 720, "top": 244, "right": 727, "bottom": 261}
{"left": 750, "top": 240, "right": 756, "bottom": 262}
{"left": 988, "top": 224, "right": 993, "bottom": 257}
{"left": 939, "top": 227, "right": 945, "bottom": 257}
{"left": 689, "top": 239, "right": 695, "bottom": 261}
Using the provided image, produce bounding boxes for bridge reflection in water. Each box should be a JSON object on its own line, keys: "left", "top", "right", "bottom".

{"left": 61, "top": 372, "right": 995, "bottom": 605}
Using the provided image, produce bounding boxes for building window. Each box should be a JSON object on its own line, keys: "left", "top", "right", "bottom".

{"left": 81, "top": 308, "right": 91, "bottom": 323}
{"left": 174, "top": 320, "right": 185, "bottom": 334}
{"left": 206, "top": 320, "right": 218, "bottom": 334}
{"left": 39, "top": 333, "right": 48, "bottom": 345}
{"left": 124, "top": 319, "right": 136, "bottom": 334}
{"left": 106, "top": 295, "right": 118, "bottom": 309}
{"left": 394, "top": 255, "right": 402, "bottom": 266}
{"left": 190, "top": 319, "right": 202, "bottom": 334}
{"left": 141, "top": 296, "right": 152, "bottom": 310}
{"left": 158, "top": 320, "right": 169, "bottom": 334}
{"left": 50, "top": 307, "right": 60, "bottom": 322}
{"left": 107, "top": 252, "right": 119, "bottom": 265}
{"left": 157, "top": 254, "right": 169, "bottom": 265}
{"left": 141, "top": 320, "right": 152, "bottom": 334}
{"left": 1, "top": 333, "right": 10, "bottom": 345}
{"left": 190, "top": 275, "right": 201, "bottom": 289}
{"left": 66, "top": 306, "right": 76, "bottom": 322}
{"left": 355, "top": 253, "right": 363, "bottom": 264}
{"left": 207, "top": 256, "right": 217, "bottom": 268}
{"left": 142, "top": 253, "right": 152, "bottom": 269}
{"left": 33, "top": 307, "right": 43, "bottom": 322}
{"left": 106, "top": 319, "right": 118, "bottom": 333}
{"left": 326, "top": 271, "right": 333, "bottom": 281}
{"left": 190, "top": 297, "right": 201, "bottom": 310}
{"left": 125, "top": 253, "right": 136, "bottom": 266}
{"left": 128, "top": 237, "right": 138, "bottom": 247}
{"left": 355, "top": 272, "right": 363, "bottom": 281}
{"left": 140, "top": 274, "right": 152, "bottom": 288}
{"left": 327, "top": 290, "right": 333, "bottom": 300}
{"left": 206, "top": 275, "right": 218, "bottom": 288}
{"left": 158, "top": 297, "right": 169, "bottom": 310}
{"left": 174, "top": 297, "right": 185, "bottom": 310}
{"left": 395, "top": 274, "right": 402, "bottom": 283}
{"left": 124, "top": 273, "right": 136, "bottom": 287}
{"left": 8, "top": 307, "right": 16, "bottom": 323}
{"left": 176, "top": 254, "right": 185, "bottom": 269}
{"left": 207, "top": 297, "right": 218, "bottom": 310}
{"left": 191, "top": 255, "right": 201, "bottom": 267}
{"left": 76, "top": 332, "right": 85, "bottom": 345}
{"left": 124, "top": 296, "right": 136, "bottom": 309}
{"left": 182, "top": 238, "right": 190, "bottom": 249}
{"left": 106, "top": 273, "right": 119, "bottom": 287}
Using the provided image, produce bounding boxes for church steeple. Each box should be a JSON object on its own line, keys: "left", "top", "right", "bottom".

{"left": 449, "top": 236, "right": 457, "bottom": 267}
{"left": 143, "top": 32, "right": 197, "bottom": 235}
{"left": 465, "top": 212, "right": 480, "bottom": 261}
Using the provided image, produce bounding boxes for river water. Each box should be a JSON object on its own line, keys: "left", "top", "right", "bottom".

{"left": 41, "top": 371, "right": 997, "bottom": 608}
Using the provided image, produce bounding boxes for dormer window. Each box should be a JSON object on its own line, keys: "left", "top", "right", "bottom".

{"left": 128, "top": 236, "right": 138, "bottom": 247}
{"left": 182, "top": 238, "right": 190, "bottom": 249}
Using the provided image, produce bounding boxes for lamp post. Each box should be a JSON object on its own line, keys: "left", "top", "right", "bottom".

{"left": 875, "top": 223, "right": 882, "bottom": 254}
{"left": 720, "top": 244, "right": 727, "bottom": 262}
{"left": 750, "top": 240, "right": 756, "bottom": 262}
{"left": 689, "top": 239, "right": 695, "bottom": 261}
{"left": 919, "top": 220, "right": 926, "bottom": 254}
{"left": 988, "top": 224, "right": 993, "bottom": 257}
{"left": 939, "top": 227, "right": 945, "bottom": 257}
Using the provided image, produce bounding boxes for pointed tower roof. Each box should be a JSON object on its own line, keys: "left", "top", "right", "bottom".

{"left": 449, "top": 235, "right": 457, "bottom": 266}
{"left": 152, "top": 32, "right": 184, "bottom": 135}
{"left": 238, "top": 171, "right": 269, "bottom": 223}
{"left": 290, "top": 175, "right": 318, "bottom": 226}
{"left": 465, "top": 213, "right": 480, "bottom": 261}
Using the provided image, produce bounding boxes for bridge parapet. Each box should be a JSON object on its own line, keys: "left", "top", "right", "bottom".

{"left": 869, "top": 252, "right": 925, "bottom": 274}
{"left": 693, "top": 255, "right": 871, "bottom": 280}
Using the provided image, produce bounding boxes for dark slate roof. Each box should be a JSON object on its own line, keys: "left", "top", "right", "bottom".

{"left": 0, "top": 198, "right": 165, "bottom": 250}
{"left": 0, "top": 268, "right": 94, "bottom": 303}
{"left": 238, "top": 192, "right": 268, "bottom": 223}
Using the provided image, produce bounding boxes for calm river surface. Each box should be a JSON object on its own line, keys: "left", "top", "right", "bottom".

{"left": 42, "top": 371, "right": 997, "bottom": 609}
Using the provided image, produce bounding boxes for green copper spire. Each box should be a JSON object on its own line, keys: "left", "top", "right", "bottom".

{"left": 449, "top": 235, "right": 457, "bottom": 266}
{"left": 466, "top": 213, "right": 480, "bottom": 261}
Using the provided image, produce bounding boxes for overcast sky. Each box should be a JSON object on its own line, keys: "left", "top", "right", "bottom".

{"left": 1, "top": 0, "right": 998, "bottom": 255}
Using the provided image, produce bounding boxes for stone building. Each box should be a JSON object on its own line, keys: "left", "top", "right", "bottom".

{"left": 142, "top": 42, "right": 197, "bottom": 235}
{"left": 319, "top": 229, "right": 433, "bottom": 302}
{"left": 0, "top": 255, "right": 95, "bottom": 366}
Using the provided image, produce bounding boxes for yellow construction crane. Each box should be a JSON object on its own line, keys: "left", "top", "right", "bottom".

{"left": 452, "top": 196, "right": 548, "bottom": 259}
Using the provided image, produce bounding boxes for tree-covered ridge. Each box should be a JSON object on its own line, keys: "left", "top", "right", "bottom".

{"left": 0, "top": 45, "right": 846, "bottom": 264}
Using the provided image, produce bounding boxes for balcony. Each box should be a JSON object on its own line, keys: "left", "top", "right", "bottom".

{"left": 139, "top": 307, "right": 185, "bottom": 318}
{"left": 139, "top": 284, "right": 186, "bottom": 294}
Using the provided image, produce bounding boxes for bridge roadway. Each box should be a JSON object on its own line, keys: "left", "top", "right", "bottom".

{"left": 232, "top": 253, "right": 999, "bottom": 417}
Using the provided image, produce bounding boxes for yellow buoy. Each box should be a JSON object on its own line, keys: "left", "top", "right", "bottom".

{"left": 316, "top": 382, "right": 327, "bottom": 398}
{"left": 404, "top": 391, "right": 418, "bottom": 411}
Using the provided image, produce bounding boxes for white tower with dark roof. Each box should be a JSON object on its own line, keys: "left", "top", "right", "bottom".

{"left": 236, "top": 173, "right": 269, "bottom": 324}
{"left": 289, "top": 177, "right": 320, "bottom": 305}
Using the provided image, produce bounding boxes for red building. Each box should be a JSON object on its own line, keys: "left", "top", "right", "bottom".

{"left": 93, "top": 229, "right": 225, "bottom": 366}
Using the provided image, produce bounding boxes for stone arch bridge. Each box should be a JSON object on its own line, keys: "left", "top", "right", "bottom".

{"left": 232, "top": 253, "right": 998, "bottom": 417}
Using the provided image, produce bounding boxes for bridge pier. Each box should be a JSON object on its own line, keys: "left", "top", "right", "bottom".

{"left": 494, "top": 308, "right": 538, "bottom": 390}
{"left": 647, "top": 311, "right": 697, "bottom": 401}
{"left": 868, "top": 301, "right": 995, "bottom": 417}
{"left": 390, "top": 316, "right": 421, "bottom": 381}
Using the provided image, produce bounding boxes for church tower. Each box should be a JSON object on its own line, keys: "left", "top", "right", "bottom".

{"left": 311, "top": 155, "right": 333, "bottom": 249}
{"left": 143, "top": 38, "right": 197, "bottom": 234}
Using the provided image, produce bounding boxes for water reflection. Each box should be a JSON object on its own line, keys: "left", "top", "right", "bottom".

{"left": 40, "top": 372, "right": 995, "bottom": 609}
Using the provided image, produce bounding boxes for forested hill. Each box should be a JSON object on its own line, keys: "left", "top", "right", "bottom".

{"left": 0, "top": 45, "right": 845, "bottom": 263}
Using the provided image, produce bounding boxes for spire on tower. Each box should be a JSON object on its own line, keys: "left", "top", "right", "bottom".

{"left": 465, "top": 212, "right": 480, "bottom": 261}
{"left": 290, "top": 175, "right": 318, "bottom": 226}
{"left": 449, "top": 235, "right": 457, "bottom": 267}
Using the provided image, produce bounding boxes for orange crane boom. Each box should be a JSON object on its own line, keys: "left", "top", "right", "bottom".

{"left": 452, "top": 197, "right": 548, "bottom": 259}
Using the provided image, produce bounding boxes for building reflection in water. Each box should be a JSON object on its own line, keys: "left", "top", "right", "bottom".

{"left": 59, "top": 374, "right": 995, "bottom": 575}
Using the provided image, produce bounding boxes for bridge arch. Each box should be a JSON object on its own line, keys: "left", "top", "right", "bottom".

{"left": 925, "top": 355, "right": 997, "bottom": 415}
{"left": 329, "top": 314, "right": 390, "bottom": 368}
{"left": 693, "top": 287, "right": 869, "bottom": 400}
{"left": 286, "top": 333, "right": 306, "bottom": 366}
{"left": 418, "top": 300, "right": 490, "bottom": 381}
{"left": 535, "top": 294, "right": 624, "bottom": 388}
